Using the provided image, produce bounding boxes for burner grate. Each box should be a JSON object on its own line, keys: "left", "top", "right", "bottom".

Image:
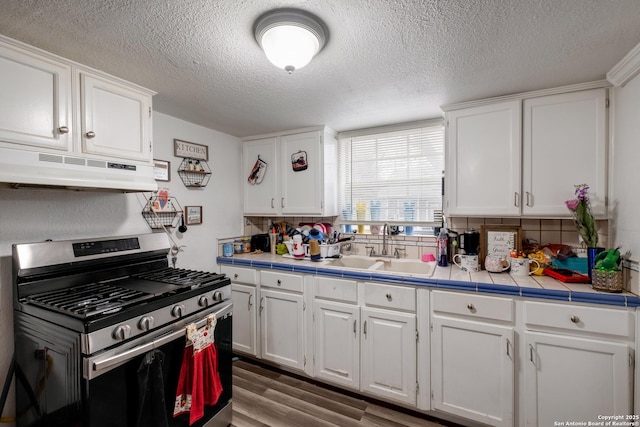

{"left": 26, "top": 282, "right": 154, "bottom": 318}
{"left": 134, "top": 267, "right": 225, "bottom": 287}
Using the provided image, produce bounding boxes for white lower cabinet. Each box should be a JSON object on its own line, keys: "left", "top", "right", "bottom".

{"left": 230, "top": 283, "right": 258, "bottom": 357}
{"left": 431, "top": 291, "right": 514, "bottom": 426}
{"left": 522, "top": 301, "right": 634, "bottom": 427}
{"left": 313, "top": 300, "right": 360, "bottom": 389}
{"left": 360, "top": 307, "right": 417, "bottom": 406}
{"left": 259, "top": 288, "right": 305, "bottom": 370}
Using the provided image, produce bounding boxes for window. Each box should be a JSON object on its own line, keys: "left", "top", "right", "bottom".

{"left": 338, "top": 120, "right": 444, "bottom": 230}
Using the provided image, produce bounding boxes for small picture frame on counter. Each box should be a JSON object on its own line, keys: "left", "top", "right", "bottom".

{"left": 480, "top": 224, "right": 522, "bottom": 269}
{"left": 185, "top": 206, "right": 202, "bottom": 225}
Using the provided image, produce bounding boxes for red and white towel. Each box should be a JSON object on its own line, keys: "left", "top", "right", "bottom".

{"left": 173, "top": 314, "right": 223, "bottom": 425}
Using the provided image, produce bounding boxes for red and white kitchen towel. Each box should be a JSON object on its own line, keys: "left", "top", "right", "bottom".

{"left": 173, "top": 314, "right": 223, "bottom": 425}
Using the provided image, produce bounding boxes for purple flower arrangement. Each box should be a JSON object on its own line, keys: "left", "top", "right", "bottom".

{"left": 565, "top": 184, "right": 598, "bottom": 247}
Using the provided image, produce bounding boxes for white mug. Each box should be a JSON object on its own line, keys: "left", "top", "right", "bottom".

{"left": 453, "top": 254, "right": 479, "bottom": 272}
{"left": 292, "top": 235, "right": 305, "bottom": 258}
{"left": 510, "top": 257, "right": 541, "bottom": 276}
{"left": 484, "top": 255, "right": 510, "bottom": 273}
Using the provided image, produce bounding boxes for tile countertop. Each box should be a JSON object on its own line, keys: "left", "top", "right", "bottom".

{"left": 217, "top": 254, "right": 640, "bottom": 308}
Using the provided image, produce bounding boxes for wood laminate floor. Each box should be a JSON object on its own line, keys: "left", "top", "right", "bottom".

{"left": 231, "top": 358, "right": 464, "bottom": 427}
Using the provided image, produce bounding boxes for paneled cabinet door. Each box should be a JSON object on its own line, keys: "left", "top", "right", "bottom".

{"left": 522, "top": 88, "right": 607, "bottom": 217}
{"left": 80, "top": 72, "right": 152, "bottom": 162}
{"left": 230, "top": 283, "right": 258, "bottom": 356}
{"left": 243, "top": 137, "right": 279, "bottom": 215}
{"left": 360, "top": 307, "right": 417, "bottom": 406}
{"left": 524, "top": 331, "right": 632, "bottom": 427}
{"left": 313, "top": 300, "right": 360, "bottom": 390}
{"left": 260, "top": 288, "right": 305, "bottom": 371}
{"left": 431, "top": 317, "right": 514, "bottom": 426}
{"left": 0, "top": 43, "right": 72, "bottom": 151}
{"left": 446, "top": 100, "right": 522, "bottom": 216}
{"left": 280, "top": 131, "right": 323, "bottom": 215}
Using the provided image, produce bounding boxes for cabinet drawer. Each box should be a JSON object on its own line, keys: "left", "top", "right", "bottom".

{"left": 221, "top": 266, "right": 256, "bottom": 284}
{"left": 261, "top": 270, "right": 304, "bottom": 292}
{"left": 524, "top": 301, "right": 634, "bottom": 339}
{"left": 314, "top": 276, "right": 357, "bottom": 303}
{"left": 364, "top": 282, "right": 415, "bottom": 312}
{"left": 432, "top": 290, "right": 514, "bottom": 323}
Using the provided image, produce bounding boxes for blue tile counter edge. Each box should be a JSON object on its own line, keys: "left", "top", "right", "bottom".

{"left": 217, "top": 256, "right": 639, "bottom": 308}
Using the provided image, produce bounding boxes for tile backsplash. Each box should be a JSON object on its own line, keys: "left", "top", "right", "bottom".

{"left": 241, "top": 216, "right": 609, "bottom": 260}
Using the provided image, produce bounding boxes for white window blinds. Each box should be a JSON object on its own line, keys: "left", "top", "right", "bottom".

{"left": 338, "top": 122, "right": 444, "bottom": 225}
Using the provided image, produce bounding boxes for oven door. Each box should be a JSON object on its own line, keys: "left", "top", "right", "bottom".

{"left": 83, "top": 302, "right": 233, "bottom": 427}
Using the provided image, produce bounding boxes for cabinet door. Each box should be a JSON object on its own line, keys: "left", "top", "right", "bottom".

{"left": 231, "top": 283, "right": 257, "bottom": 356}
{"left": 243, "top": 137, "right": 279, "bottom": 215}
{"left": 361, "top": 307, "right": 416, "bottom": 406}
{"left": 260, "top": 289, "right": 305, "bottom": 371}
{"left": 313, "top": 300, "right": 360, "bottom": 389}
{"left": 431, "top": 317, "right": 514, "bottom": 426}
{"left": 524, "top": 331, "right": 632, "bottom": 427}
{"left": 80, "top": 73, "right": 152, "bottom": 162}
{"left": 280, "top": 131, "right": 323, "bottom": 215}
{"left": 522, "top": 89, "right": 607, "bottom": 216}
{"left": 446, "top": 101, "right": 521, "bottom": 216}
{"left": 0, "top": 43, "right": 72, "bottom": 151}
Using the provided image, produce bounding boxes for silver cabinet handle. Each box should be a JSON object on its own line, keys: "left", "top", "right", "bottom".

{"left": 57, "top": 126, "right": 69, "bottom": 134}
{"left": 281, "top": 197, "right": 285, "bottom": 208}
{"left": 85, "top": 131, "right": 96, "bottom": 139}
{"left": 514, "top": 192, "right": 520, "bottom": 207}
{"left": 526, "top": 191, "right": 532, "bottom": 207}
{"left": 248, "top": 294, "right": 253, "bottom": 310}
{"left": 506, "top": 338, "right": 510, "bottom": 357}
{"left": 353, "top": 319, "right": 357, "bottom": 336}
{"left": 259, "top": 297, "right": 264, "bottom": 314}
{"left": 570, "top": 315, "right": 580, "bottom": 324}
{"left": 271, "top": 198, "right": 275, "bottom": 209}
{"left": 529, "top": 344, "right": 534, "bottom": 362}
{"left": 363, "top": 320, "right": 367, "bottom": 336}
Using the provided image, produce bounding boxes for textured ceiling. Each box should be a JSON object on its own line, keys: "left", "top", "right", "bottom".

{"left": 1, "top": 0, "right": 640, "bottom": 137}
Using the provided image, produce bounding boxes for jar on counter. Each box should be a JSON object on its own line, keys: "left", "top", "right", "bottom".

{"left": 242, "top": 237, "right": 251, "bottom": 253}
{"left": 233, "top": 239, "right": 243, "bottom": 254}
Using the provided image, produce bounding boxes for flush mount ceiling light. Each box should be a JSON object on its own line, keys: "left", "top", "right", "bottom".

{"left": 254, "top": 9, "right": 327, "bottom": 74}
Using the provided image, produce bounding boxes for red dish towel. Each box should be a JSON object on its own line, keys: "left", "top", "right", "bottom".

{"left": 173, "top": 315, "right": 223, "bottom": 425}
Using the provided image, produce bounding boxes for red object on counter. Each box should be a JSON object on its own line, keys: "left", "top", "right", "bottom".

{"left": 544, "top": 268, "right": 590, "bottom": 283}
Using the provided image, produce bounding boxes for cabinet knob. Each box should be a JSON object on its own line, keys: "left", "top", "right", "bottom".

{"left": 570, "top": 315, "right": 580, "bottom": 324}
{"left": 467, "top": 303, "right": 475, "bottom": 311}
{"left": 385, "top": 293, "right": 392, "bottom": 301}
{"left": 234, "top": 273, "right": 238, "bottom": 279}
{"left": 277, "top": 279, "right": 281, "bottom": 285}
{"left": 57, "top": 126, "right": 69, "bottom": 134}
{"left": 85, "top": 131, "right": 96, "bottom": 139}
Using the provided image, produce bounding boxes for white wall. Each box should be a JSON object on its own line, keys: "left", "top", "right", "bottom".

{"left": 610, "top": 73, "right": 640, "bottom": 258}
{"left": 0, "top": 112, "right": 242, "bottom": 423}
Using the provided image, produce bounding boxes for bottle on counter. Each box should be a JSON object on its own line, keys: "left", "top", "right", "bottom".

{"left": 437, "top": 228, "right": 449, "bottom": 267}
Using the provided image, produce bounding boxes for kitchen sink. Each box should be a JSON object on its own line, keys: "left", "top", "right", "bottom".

{"left": 323, "top": 255, "right": 436, "bottom": 277}
{"left": 323, "top": 255, "right": 381, "bottom": 269}
{"left": 371, "top": 258, "right": 436, "bottom": 276}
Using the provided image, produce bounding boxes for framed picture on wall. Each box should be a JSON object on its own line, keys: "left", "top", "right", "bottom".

{"left": 185, "top": 206, "right": 203, "bottom": 225}
{"left": 153, "top": 159, "right": 171, "bottom": 182}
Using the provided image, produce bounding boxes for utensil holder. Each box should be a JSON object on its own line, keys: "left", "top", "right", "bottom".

{"left": 591, "top": 269, "right": 623, "bottom": 293}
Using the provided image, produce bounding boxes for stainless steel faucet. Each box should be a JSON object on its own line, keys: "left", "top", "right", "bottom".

{"left": 381, "top": 223, "right": 390, "bottom": 256}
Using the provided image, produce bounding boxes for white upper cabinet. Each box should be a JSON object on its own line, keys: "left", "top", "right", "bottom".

{"left": 0, "top": 35, "right": 155, "bottom": 166}
{"left": 446, "top": 100, "right": 522, "bottom": 216}
{"left": 522, "top": 88, "right": 607, "bottom": 217}
{"left": 445, "top": 86, "right": 608, "bottom": 217}
{"left": 80, "top": 72, "right": 152, "bottom": 162}
{"left": 0, "top": 42, "right": 72, "bottom": 151}
{"left": 242, "top": 126, "right": 338, "bottom": 216}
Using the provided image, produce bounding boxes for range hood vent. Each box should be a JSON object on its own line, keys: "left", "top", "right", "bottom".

{"left": 0, "top": 146, "right": 158, "bottom": 192}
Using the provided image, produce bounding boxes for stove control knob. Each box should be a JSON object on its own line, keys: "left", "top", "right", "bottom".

{"left": 198, "top": 296, "right": 209, "bottom": 307}
{"left": 138, "top": 316, "right": 155, "bottom": 331}
{"left": 171, "top": 304, "right": 185, "bottom": 318}
{"left": 112, "top": 324, "right": 131, "bottom": 341}
{"left": 213, "top": 291, "right": 223, "bottom": 302}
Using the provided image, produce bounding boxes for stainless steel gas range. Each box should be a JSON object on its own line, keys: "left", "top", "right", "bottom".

{"left": 12, "top": 233, "right": 232, "bottom": 427}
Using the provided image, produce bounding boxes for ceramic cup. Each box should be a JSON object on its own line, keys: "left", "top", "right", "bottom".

{"left": 292, "top": 235, "right": 305, "bottom": 258}
{"left": 510, "top": 257, "right": 542, "bottom": 276}
{"left": 484, "top": 255, "right": 510, "bottom": 273}
{"left": 452, "top": 254, "right": 479, "bottom": 272}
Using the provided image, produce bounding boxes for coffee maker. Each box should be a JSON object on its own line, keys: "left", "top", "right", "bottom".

{"left": 459, "top": 229, "right": 480, "bottom": 255}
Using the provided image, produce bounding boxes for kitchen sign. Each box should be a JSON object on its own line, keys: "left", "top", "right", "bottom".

{"left": 174, "top": 139, "right": 208, "bottom": 161}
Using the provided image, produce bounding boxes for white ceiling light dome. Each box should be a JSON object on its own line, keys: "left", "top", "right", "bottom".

{"left": 254, "top": 9, "right": 327, "bottom": 74}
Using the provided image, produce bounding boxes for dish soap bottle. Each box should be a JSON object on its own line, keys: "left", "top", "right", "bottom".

{"left": 437, "top": 228, "right": 448, "bottom": 267}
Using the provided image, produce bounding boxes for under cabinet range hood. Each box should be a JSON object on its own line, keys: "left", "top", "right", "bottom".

{"left": 0, "top": 146, "right": 158, "bottom": 192}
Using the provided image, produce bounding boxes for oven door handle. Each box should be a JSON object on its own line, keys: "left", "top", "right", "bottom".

{"left": 91, "top": 302, "right": 232, "bottom": 376}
